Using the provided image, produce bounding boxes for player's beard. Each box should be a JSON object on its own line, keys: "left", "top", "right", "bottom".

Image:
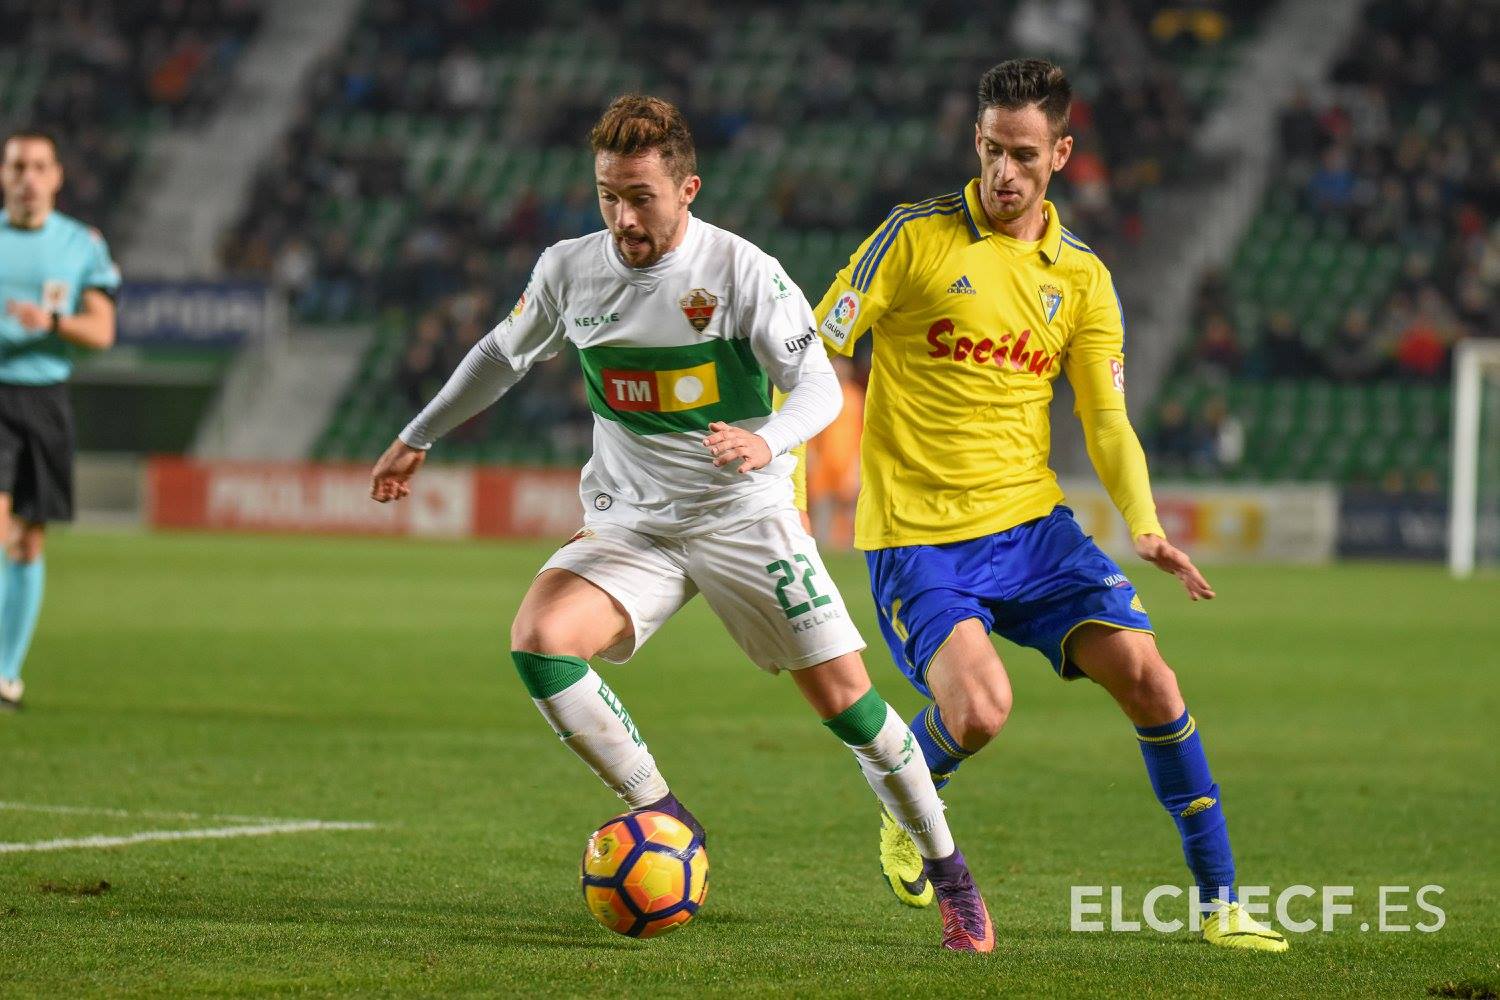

{"left": 614, "top": 229, "right": 661, "bottom": 267}
{"left": 613, "top": 210, "right": 687, "bottom": 268}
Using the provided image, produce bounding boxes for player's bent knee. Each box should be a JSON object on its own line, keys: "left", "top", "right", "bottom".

{"left": 509, "top": 612, "right": 592, "bottom": 659}
{"left": 943, "top": 690, "right": 1011, "bottom": 750}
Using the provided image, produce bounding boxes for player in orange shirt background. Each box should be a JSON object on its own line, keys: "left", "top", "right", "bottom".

{"left": 804, "top": 355, "right": 864, "bottom": 549}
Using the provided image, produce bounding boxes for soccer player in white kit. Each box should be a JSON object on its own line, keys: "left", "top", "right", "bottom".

{"left": 370, "top": 95, "right": 994, "bottom": 950}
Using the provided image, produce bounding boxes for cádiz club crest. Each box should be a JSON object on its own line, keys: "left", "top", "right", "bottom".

{"left": 679, "top": 288, "right": 719, "bottom": 332}
{"left": 1038, "top": 283, "right": 1063, "bottom": 324}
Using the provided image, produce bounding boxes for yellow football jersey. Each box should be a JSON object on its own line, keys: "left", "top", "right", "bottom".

{"left": 813, "top": 179, "right": 1151, "bottom": 550}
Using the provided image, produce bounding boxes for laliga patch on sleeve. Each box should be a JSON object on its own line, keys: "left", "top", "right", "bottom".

{"left": 510, "top": 269, "right": 539, "bottom": 319}
{"left": 1110, "top": 358, "right": 1125, "bottom": 392}
{"left": 820, "top": 290, "right": 861, "bottom": 348}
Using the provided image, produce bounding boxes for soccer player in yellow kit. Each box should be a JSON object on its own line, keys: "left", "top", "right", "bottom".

{"left": 806, "top": 59, "right": 1286, "bottom": 952}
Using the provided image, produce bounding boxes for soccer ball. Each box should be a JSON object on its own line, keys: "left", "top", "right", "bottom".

{"left": 580, "top": 810, "right": 709, "bottom": 938}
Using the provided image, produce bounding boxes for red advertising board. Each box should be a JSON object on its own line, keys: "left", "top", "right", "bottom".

{"left": 147, "top": 458, "right": 583, "bottom": 540}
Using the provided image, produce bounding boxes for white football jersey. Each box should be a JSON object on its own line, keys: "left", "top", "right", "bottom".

{"left": 493, "top": 215, "right": 831, "bottom": 535}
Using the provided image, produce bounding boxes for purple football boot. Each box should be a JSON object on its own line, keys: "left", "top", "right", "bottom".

{"left": 924, "top": 848, "right": 994, "bottom": 952}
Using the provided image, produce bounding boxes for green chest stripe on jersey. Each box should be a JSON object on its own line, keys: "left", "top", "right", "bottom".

{"left": 578, "top": 338, "right": 771, "bottom": 435}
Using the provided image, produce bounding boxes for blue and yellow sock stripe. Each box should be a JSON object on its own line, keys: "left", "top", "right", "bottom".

{"left": 920, "top": 704, "right": 973, "bottom": 760}
{"left": 1136, "top": 714, "right": 1197, "bottom": 745}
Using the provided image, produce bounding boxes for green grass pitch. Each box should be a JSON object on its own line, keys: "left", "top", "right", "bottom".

{"left": 2, "top": 530, "right": 1497, "bottom": 998}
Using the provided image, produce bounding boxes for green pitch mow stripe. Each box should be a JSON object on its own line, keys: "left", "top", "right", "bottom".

{"left": 1, "top": 530, "right": 1496, "bottom": 998}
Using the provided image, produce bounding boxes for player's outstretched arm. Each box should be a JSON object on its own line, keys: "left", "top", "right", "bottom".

{"left": 1133, "top": 533, "right": 1216, "bottom": 601}
{"left": 369, "top": 334, "right": 527, "bottom": 502}
{"left": 1079, "top": 407, "right": 1215, "bottom": 601}
{"left": 370, "top": 439, "right": 426, "bottom": 503}
{"left": 373, "top": 249, "right": 563, "bottom": 501}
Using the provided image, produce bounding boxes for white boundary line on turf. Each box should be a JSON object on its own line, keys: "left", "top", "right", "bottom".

{"left": 0, "top": 820, "right": 378, "bottom": 854}
{"left": 0, "top": 800, "right": 333, "bottom": 825}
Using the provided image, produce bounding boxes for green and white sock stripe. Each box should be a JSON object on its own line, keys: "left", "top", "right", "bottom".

{"left": 511, "top": 651, "right": 590, "bottom": 699}
{"left": 823, "top": 687, "right": 890, "bottom": 746}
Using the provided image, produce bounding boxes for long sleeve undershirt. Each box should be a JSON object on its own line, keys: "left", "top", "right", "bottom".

{"left": 1080, "top": 407, "right": 1165, "bottom": 539}
{"left": 399, "top": 335, "right": 521, "bottom": 449}
{"left": 756, "top": 366, "right": 841, "bottom": 458}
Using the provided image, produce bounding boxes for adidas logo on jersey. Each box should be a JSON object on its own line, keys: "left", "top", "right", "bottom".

{"left": 947, "top": 275, "right": 976, "bottom": 295}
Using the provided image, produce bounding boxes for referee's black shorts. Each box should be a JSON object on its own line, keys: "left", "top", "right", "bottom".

{"left": 0, "top": 382, "right": 75, "bottom": 524}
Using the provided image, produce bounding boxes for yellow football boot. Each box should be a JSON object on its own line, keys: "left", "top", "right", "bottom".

{"left": 1202, "top": 899, "right": 1290, "bottom": 953}
{"left": 879, "top": 809, "right": 934, "bottom": 907}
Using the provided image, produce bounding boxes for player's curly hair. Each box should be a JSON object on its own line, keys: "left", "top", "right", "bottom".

{"left": 589, "top": 94, "right": 698, "bottom": 182}
{"left": 977, "top": 59, "right": 1072, "bottom": 137}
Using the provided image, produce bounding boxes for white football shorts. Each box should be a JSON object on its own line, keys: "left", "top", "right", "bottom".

{"left": 538, "top": 507, "right": 865, "bottom": 673}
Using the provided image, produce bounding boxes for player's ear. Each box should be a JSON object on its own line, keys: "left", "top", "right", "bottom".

{"left": 1052, "top": 134, "right": 1073, "bottom": 173}
{"left": 680, "top": 174, "right": 701, "bottom": 205}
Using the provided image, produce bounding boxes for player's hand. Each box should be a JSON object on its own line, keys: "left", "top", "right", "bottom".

{"left": 5, "top": 300, "right": 50, "bottom": 332}
{"left": 703, "top": 420, "right": 772, "bottom": 474}
{"left": 1133, "top": 533, "right": 1216, "bottom": 601}
{"left": 370, "top": 438, "right": 426, "bottom": 502}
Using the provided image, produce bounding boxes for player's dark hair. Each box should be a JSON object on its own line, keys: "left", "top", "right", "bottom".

{"left": 3, "top": 128, "right": 61, "bottom": 160}
{"left": 977, "top": 59, "right": 1072, "bottom": 137}
{"left": 589, "top": 94, "right": 697, "bottom": 182}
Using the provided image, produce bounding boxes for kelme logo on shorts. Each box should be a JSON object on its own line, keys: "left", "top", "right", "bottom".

{"left": 600, "top": 362, "right": 720, "bottom": 412}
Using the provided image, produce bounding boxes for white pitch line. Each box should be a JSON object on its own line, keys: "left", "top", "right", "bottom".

{"left": 0, "top": 820, "right": 377, "bottom": 854}
{"left": 0, "top": 800, "right": 324, "bottom": 824}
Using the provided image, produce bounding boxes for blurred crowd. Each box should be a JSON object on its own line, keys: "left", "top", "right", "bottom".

{"left": 1150, "top": 393, "right": 1244, "bottom": 479}
{"left": 1, "top": 0, "right": 263, "bottom": 230}
{"left": 1176, "top": 0, "right": 1498, "bottom": 390}
{"left": 215, "top": 0, "right": 1257, "bottom": 466}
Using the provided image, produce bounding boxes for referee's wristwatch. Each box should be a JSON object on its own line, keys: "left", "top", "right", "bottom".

{"left": 48, "top": 311, "right": 60, "bottom": 335}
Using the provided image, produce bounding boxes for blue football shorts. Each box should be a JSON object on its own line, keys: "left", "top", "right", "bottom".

{"left": 865, "top": 505, "right": 1154, "bottom": 696}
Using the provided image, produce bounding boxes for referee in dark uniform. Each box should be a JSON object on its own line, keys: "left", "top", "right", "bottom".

{"left": 0, "top": 130, "right": 120, "bottom": 710}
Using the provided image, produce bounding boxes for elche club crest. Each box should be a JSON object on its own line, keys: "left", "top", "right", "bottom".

{"left": 1038, "top": 283, "right": 1063, "bottom": 324}
{"left": 679, "top": 288, "right": 718, "bottom": 332}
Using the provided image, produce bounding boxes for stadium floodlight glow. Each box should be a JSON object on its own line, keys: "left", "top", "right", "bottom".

{"left": 1448, "top": 339, "right": 1500, "bottom": 577}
